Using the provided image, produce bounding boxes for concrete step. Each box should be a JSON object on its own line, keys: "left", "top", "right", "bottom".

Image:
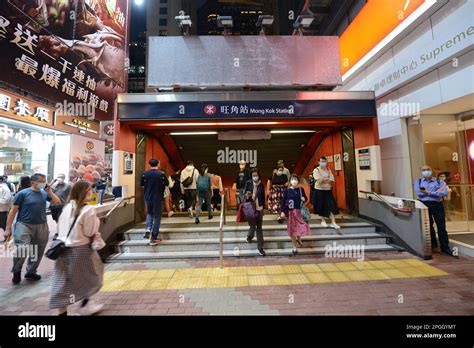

{"left": 113, "top": 233, "right": 388, "bottom": 253}
{"left": 106, "top": 244, "right": 398, "bottom": 262}
{"left": 123, "top": 222, "right": 376, "bottom": 240}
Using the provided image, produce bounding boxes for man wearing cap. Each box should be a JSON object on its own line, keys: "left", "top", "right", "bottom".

{"left": 232, "top": 160, "right": 251, "bottom": 210}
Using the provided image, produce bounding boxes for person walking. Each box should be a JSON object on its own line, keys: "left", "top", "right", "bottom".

{"left": 169, "top": 169, "right": 182, "bottom": 212}
{"left": 195, "top": 164, "right": 213, "bottom": 224}
{"left": 267, "top": 162, "right": 289, "bottom": 223}
{"left": 210, "top": 169, "right": 224, "bottom": 212}
{"left": 180, "top": 161, "right": 199, "bottom": 218}
{"left": 49, "top": 180, "right": 105, "bottom": 316}
{"left": 312, "top": 157, "right": 340, "bottom": 229}
{"left": 0, "top": 176, "right": 12, "bottom": 242}
{"left": 244, "top": 168, "right": 266, "bottom": 256}
{"left": 5, "top": 173, "right": 61, "bottom": 284}
{"left": 232, "top": 160, "right": 250, "bottom": 211}
{"left": 50, "top": 173, "right": 72, "bottom": 223}
{"left": 414, "top": 165, "right": 457, "bottom": 258}
{"left": 141, "top": 159, "right": 169, "bottom": 245}
{"left": 280, "top": 174, "right": 311, "bottom": 255}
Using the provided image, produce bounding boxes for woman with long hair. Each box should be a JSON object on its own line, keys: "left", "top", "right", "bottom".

{"left": 49, "top": 180, "right": 104, "bottom": 316}
{"left": 312, "top": 156, "right": 340, "bottom": 229}
{"left": 244, "top": 168, "right": 266, "bottom": 256}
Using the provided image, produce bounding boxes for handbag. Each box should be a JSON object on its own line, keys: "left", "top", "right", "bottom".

{"left": 241, "top": 201, "right": 258, "bottom": 221}
{"left": 45, "top": 213, "right": 79, "bottom": 260}
{"left": 181, "top": 169, "right": 195, "bottom": 188}
{"left": 299, "top": 188, "right": 311, "bottom": 223}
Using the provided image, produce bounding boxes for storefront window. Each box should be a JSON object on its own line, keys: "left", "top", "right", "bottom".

{"left": 408, "top": 114, "right": 474, "bottom": 232}
{"left": 0, "top": 117, "right": 68, "bottom": 186}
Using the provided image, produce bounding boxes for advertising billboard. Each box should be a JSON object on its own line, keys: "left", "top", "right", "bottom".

{"left": 0, "top": 0, "right": 130, "bottom": 121}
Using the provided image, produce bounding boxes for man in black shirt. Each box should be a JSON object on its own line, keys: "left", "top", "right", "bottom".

{"left": 232, "top": 160, "right": 250, "bottom": 210}
{"left": 141, "top": 159, "right": 169, "bottom": 245}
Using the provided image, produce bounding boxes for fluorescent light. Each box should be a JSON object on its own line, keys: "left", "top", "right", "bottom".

{"left": 270, "top": 130, "right": 316, "bottom": 134}
{"left": 256, "top": 15, "right": 274, "bottom": 27}
{"left": 170, "top": 132, "right": 217, "bottom": 135}
{"left": 294, "top": 14, "right": 314, "bottom": 29}
{"left": 217, "top": 16, "right": 233, "bottom": 28}
{"left": 153, "top": 122, "right": 279, "bottom": 127}
{"left": 342, "top": 0, "right": 437, "bottom": 82}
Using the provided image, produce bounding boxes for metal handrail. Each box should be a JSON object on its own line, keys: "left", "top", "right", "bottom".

{"left": 219, "top": 188, "right": 228, "bottom": 269}
{"left": 359, "top": 190, "right": 413, "bottom": 216}
{"left": 98, "top": 196, "right": 135, "bottom": 221}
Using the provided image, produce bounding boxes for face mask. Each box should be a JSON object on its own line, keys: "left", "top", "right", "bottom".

{"left": 252, "top": 176, "right": 259, "bottom": 182}
{"left": 57, "top": 178, "right": 64, "bottom": 184}
{"left": 422, "top": 170, "right": 432, "bottom": 178}
{"left": 320, "top": 162, "right": 327, "bottom": 168}
{"left": 36, "top": 183, "right": 46, "bottom": 190}
{"left": 290, "top": 179, "right": 298, "bottom": 186}
{"left": 439, "top": 176, "right": 446, "bottom": 181}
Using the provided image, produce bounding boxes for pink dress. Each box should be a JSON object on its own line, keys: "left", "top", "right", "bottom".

{"left": 287, "top": 209, "right": 310, "bottom": 237}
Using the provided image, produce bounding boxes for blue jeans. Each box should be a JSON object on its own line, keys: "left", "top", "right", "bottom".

{"left": 196, "top": 191, "right": 212, "bottom": 219}
{"left": 145, "top": 199, "right": 163, "bottom": 240}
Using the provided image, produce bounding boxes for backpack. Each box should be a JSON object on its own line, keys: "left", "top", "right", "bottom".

{"left": 182, "top": 169, "right": 195, "bottom": 188}
{"left": 197, "top": 173, "right": 210, "bottom": 192}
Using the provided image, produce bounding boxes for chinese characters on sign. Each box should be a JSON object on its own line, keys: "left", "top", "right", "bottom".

{"left": 0, "top": 91, "right": 53, "bottom": 127}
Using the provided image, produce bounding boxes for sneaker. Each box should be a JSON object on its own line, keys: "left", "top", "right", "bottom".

{"left": 188, "top": 209, "right": 193, "bottom": 219}
{"left": 330, "top": 222, "right": 341, "bottom": 230}
{"left": 12, "top": 272, "right": 21, "bottom": 285}
{"left": 246, "top": 236, "right": 253, "bottom": 243}
{"left": 25, "top": 273, "right": 41, "bottom": 281}
{"left": 195, "top": 218, "right": 200, "bottom": 224}
{"left": 208, "top": 215, "right": 213, "bottom": 220}
{"left": 258, "top": 249, "right": 266, "bottom": 256}
{"left": 321, "top": 220, "right": 328, "bottom": 227}
{"left": 79, "top": 301, "right": 104, "bottom": 316}
{"left": 168, "top": 211, "right": 174, "bottom": 218}
{"left": 277, "top": 217, "right": 284, "bottom": 224}
{"left": 441, "top": 249, "right": 459, "bottom": 259}
{"left": 149, "top": 239, "right": 161, "bottom": 246}
{"left": 143, "top": 230, "right": 151, "bottom": 239}
{"left": 291, "top": 249, "right": 298, "bottom": 256}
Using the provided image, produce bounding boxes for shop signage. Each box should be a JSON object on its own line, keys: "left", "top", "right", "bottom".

{"left": 358, "top": 148, "right": 371, "bottom": 170}
{"left": 0, "top": 121, "right": 55, "bottom": 148}
{"left": 0, "top": 0, "right": 130, "bottom": 121}
{"left": 0, "top": 90, "right": 54, "bottom": 128}
{"left": 118, "top": 100, "right": 377, "bottom": 120}
{"left": 69, "top": 135, "right": 105, "bottom": 183}
{"left": 55, "top": 114, "right": 100, "bottom": 139}
{"left": 368, "top": 21, "right": 474, "bottom": 97}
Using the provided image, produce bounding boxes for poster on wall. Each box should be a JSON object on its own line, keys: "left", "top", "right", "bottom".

{"left": 334, "top": 153, "right": 342, "bottom": 171}
{"left": 123, "top": 152, "right": 133, "bottom": 175}
{"left": 69, "top": 134, "right": 105, "bottom": 183}
{"left": 0, "top": 0, "right": 131, "bottom": 121}
{"left": 358, "top": 148, "right": 371, "bottom": 170}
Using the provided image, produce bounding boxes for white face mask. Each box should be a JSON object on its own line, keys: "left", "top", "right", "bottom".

{"left": 290, "top": 179, "right": 298, "bottom": 186}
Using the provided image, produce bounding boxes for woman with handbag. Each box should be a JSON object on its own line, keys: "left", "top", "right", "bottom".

{"left": 313, "top": 156, "right": 340, "bottom": 229}
{"left": 280, "top": 174, "right": 311, "bottom": 256}
{"left": 244, "top": 168, "right": 266, "bottom": 256}
{"left": 49, "top": 180, "right": 105, "bottom": 316}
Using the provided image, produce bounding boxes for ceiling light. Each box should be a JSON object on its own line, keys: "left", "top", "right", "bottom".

{"left": 217, "top": 16, "right": 233, "bottom": 28}
{"left": 270, "top": 130, "right": 316, "bottom": 134}
{"left": 153, "top": 122, "right": 280, "bottom": 127}
{"left": 294, "top": 14, "right": 314, "bottom": 29}
{"left": 256, "top": 15, "right": 274, "bottom": 28}
{"left": 170, "top": 132, "right": 218, "bottom": 135}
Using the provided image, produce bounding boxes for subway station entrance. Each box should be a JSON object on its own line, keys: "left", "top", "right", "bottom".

{"left": 114, "top": 90, "right": 381, "bottom": 219}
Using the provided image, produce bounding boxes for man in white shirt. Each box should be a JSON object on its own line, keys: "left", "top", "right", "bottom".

{"left": 0, "top": 176, "right": 12, "bottom": 241}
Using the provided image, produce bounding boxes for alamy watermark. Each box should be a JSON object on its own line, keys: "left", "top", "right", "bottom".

{"left": 324, "top": 242, "right": 365, "bottom": 261}
{"left": 217, "top": 147, "right": 257, "bottom": 167}
{"left": 55, "top": 100, "right": 95, "bottom": 119}
{"left": 0, "top": 243, "right": 38, "bottom": 261}
{"left": 378, "top": 100, "right": 420, "bottom": 118}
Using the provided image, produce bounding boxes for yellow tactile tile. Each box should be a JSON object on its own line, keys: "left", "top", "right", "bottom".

{"left": 99, "top": 258, "right": 449, "bottom": 293}
{"left": 344, "top": 270, "right": 371, "bottom": 281}
{"left": 325, "top": 271, "right": 351, "bottom": 282}
{"left": 286, "top": 274, "right": 310, "bottom": 285}
{"left": 265, "top": 265, "right": 286, "bottom": 274}
{"left": 362, "top": 270, "right": 391, "bottom": 280}
{"left": 300, "top": 264, "right": 322, "bottom": 273}
{"left": 317, "top": 263, "right": 340, "bottom": 272}
{"left": 248, "top": 275, "right": 271, "bottom": 286}
{"left": 351, "top": 261, "right": 376, "bottom": 270}
{"left": 335, "top": 262, "right": 358, "bottom": 271}
{"left": 281, "top": 265, "right": 303, "bottom": 274}
{"left": 247, "top": 266, "right": 268, "bottom": 275}
{"left": 269, "top": 274, "right": 290, "bottom": 285}
{"left": 228, "top": 276, "right": 249, "bottom": 287}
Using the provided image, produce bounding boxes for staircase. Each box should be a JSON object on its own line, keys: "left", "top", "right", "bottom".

{"left": 106, "top": 214, "right": 402, "bottom": 262}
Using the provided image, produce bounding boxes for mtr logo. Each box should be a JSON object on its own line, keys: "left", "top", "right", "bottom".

{"left": 204, "top": 104, "right": 217, "bottom": 116}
